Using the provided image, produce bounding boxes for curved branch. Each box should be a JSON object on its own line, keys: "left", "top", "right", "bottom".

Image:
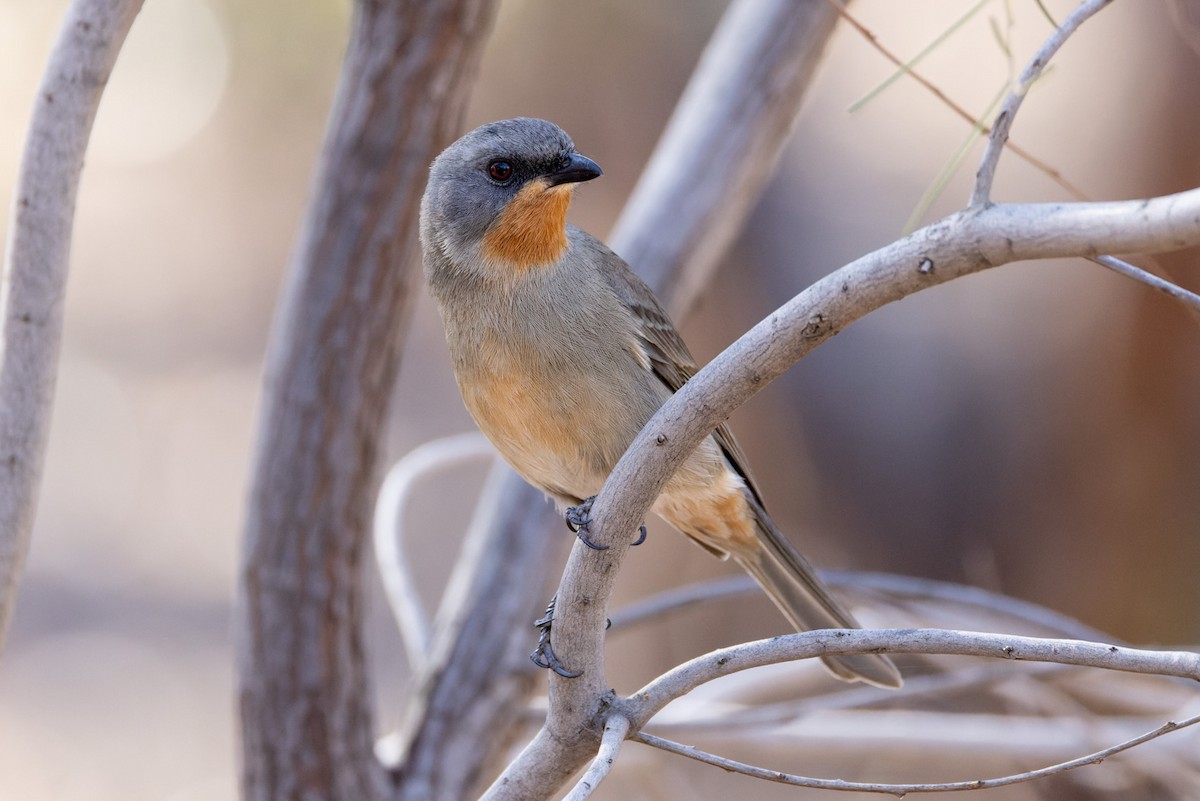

{"left": 632, "top": 711, "right": 1200, "bottom": 795}
{"left": 391, "top": 468, "right": 568, "bottom": 801}
{"left": 569, "top": 189, "right": 1200, "bottom": 646}
{"left": 373, "top": 431, "right": 494, "bottom": 669}
{"left": 627, "top": 628, "right": 1200, "bottom": 728}
{"left": 532, "top": 187, "right": 1200, "bottom": 790}
{"left": 0, "top": 0, "right": 144, "bottom": 654}
{"left": 970, "top": 0, "right": 1113, "bottom": 205}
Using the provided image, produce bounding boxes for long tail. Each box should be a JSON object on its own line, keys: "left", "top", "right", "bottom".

{"left": 734, "top": 497, "right": 902, "bottom": 688}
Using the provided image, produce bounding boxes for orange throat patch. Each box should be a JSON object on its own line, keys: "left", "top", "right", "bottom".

{"left": 480, "top": 179, "right": 573, "bottom": 270}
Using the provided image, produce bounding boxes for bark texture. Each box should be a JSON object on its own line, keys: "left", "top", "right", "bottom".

{"left": 236, "top": 2, "right": 498, "bottom": 799}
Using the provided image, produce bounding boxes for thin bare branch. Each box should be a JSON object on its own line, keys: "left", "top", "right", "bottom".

{"left": 562, "top": 715, "right": 631, "bottom": 801}
{"left": 392, "top": 468, "right": 571, "bottom": 801}
{"left": 632, "top": 710, "right": 1200, "bottom": 795}
{"left": 0, "top": 0, "right": 144, "bottom": 654}
{"left": 847, "top": 0, "right": 993, "bottom": 114}
{"left": 830, "top": 571, "right": 1122, "bottom": 643}
{"left": 1088, "top": 254, "right": 1200, "bottom": 311}
{"left": 373, "top": 431, "right": 494, "bottom": 669}
{"left": 627, "top": 628, "right": 1200, "bottom": 728}
{"left": 609, "top": 577, "right": 753, "bottom": 631}
{"left": 970, "top": 0, "right": 1114, "bottom": 205}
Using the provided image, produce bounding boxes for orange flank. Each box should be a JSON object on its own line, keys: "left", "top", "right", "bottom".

{"left": 655, "top": 467, "right": 762, "bottom": 555}
{"left": 481, "top": 178, "right": 573, "bottom": 269}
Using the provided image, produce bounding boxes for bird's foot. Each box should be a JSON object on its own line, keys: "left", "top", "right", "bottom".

{"left": 565, "top": 496, "right": 607, "bottom": 550}
{"left": 565, "top": 496, "right": 649, "bottom": 548}
{"left": 529, "top": 593, "right": 581, "bottom": 678}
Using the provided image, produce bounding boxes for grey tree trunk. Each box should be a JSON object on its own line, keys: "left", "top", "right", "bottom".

{"left": 236, "top": 2, "right": 498, "bottom": 799}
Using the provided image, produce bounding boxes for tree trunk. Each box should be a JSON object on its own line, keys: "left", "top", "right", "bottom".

{"left": 236, "top": 2, "right": 498, "bottom": 799}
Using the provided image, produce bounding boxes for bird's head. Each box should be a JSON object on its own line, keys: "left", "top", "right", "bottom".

{"left": 420, "top": 118, "right": 602, "bottom": 275}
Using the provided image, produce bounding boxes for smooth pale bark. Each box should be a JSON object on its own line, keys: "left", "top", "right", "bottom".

{"left": 0, "top": 0, "right": 144, "bottom": 654}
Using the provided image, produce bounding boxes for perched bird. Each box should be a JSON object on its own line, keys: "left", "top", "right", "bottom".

{"left": 420, "top": 118, "right": 901, "bottom": 688}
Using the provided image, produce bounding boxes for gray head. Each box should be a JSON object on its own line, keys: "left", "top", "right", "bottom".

{"left": 420, "top": 118, "right": 602, "bottom": 277}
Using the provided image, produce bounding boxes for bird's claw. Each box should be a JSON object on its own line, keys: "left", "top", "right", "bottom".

{"left": 530, "top": 593, "right": 582, "bottom": 678}
{"left": 565, "top": 496, "right": 649, "bottom": 549}
{"left": 565, "top": 496, "right": 607, "bottom": 550}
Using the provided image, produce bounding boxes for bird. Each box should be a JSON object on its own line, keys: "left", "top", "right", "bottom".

{"left": 419, "top": 117, "right": 901, "bottom": 689}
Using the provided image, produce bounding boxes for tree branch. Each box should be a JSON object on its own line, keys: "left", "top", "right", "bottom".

{"left": 827, "top": 0, "right": 1089, "bottom": 201}
{"left": 0, "top": 0, "right": 144, "bottom": 655}
{"left": 562, "top": 715, "right": 631, "bottom": 801}
{"left": 632, "top": 710, "right": 1200, "bottom": 795}
{"left": 580, "top": 188, "right": 1200, "bottom": 593}
{"left": 627, "top": 628, "right": 1200, "bottom": 728}
{"left": 970, "top": 0, "right": 1113, "bottom": 205}
{"left": 610, "top": 570, "right": 1119, "bottom": 644}
{"left": 1088, "top": 254, "right": 1200, "bottom": 311}
{"left": 373, "top": 431, "right": 494, "bottom": 670}
{"left": 235, "top": 2, "right": 497, "bottom": 799}
{"left": 522, "top": 186, "right": 1200, "bottom": 796}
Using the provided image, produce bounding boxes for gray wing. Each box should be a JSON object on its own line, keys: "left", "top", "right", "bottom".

{"left": 576, "top": 228, "right": 766, "bottom": 507}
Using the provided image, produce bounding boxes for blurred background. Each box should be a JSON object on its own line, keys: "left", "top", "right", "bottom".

{"left": 2, "top": 1, "right": 1199, "bottom": 799}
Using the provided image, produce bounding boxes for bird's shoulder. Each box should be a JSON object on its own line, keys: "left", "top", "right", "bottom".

{"left": 565, "top": 226, "right": 698, "bottom": 390}
{"left": 564, "top": 226, "right": 766, "bottom": 505}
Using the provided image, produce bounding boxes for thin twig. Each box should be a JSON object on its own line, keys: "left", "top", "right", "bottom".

{"left": 562, "top": 715, "right": 631, "bottom": 801}
{"left": 847, "top": 0, "right": 993, "bottom": 114}
{"left": 970, "top": 0, "right": 1113, "bottom": 205}
{"left": 827, "top": 0, "right": 1090, "bottom": 200}
{"left": 632, "top": 711, "right": 1200, "bottom": 795}
{"left": 1089, "top": 254, "right": 1200, "bottom": 313}
{"left": 373, "top": 431, "right": 494, "bottom": 668}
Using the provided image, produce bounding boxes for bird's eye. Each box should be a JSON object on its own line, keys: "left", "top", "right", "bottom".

{"left": 488, "top": 161, "right": 513, "bottom": 182}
